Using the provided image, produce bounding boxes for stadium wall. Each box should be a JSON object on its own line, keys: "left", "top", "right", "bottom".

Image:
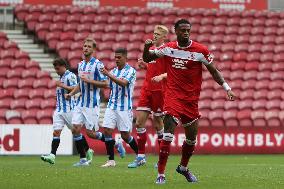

{"left": 84, "top": 127, "right": 284, "bottom": 155}
{"left": 1, "top": 125, "right": 283, "bottom": 155}
{"left": 0, "top": 125, "right": 73, "bottom": 155}
{"left": 0, "top": 0, "right": 268, "bottom": 10}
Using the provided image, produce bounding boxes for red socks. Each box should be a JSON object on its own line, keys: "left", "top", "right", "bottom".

{"left": 180, "top": 141, "right": 195, "bottom": 167}
{"left": 137, "top": 128, "right": 147, "bottom": 154}
{"left": 157, "top": 140, "right": 171, "bottom": 174}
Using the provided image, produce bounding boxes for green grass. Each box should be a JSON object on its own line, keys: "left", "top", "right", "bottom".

{"left": 0, "top": 155, "right": 284, "bottom": 189}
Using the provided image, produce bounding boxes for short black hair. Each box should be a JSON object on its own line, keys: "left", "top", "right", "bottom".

{"left": 53, "top": 58, "right": 68, "bottom": 67}
{"left": 115, "top": 47, "right": 127, "bottom": 56}
{"left": 174, "top": 19, "right": 191, "bottom": 30}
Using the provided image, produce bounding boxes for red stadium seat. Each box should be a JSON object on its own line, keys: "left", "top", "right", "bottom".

{"left": 66, "top": 15, "right": 80, "bottom": 24}
{"left": 18, "top": 78, "right": 34, "bottom": 89}
{"left": 267, "top": 90, "right": 282, "bottom": 100}
{"left": 255, "top": 80, "right": 269, "bottom": 90}
{"left": 10, "top": 100, "right": 26, "bottom": 111}
{"left": 208, "top": 110, "right": 225, "bottom": 127}
{"left": 258, "top": 62, "right": 272, "bottom": 72}
{"left": 28, "top": 89, "right": 44, "bottom": 100}
{"left": 268, "top": 80, "right": 283, "bottom": 90}
{"left": 240, "top": 89, "right": 254, "bottom": 100}
{"left": 256, "top": 71, "right": 271, "bottom": 80}
{"left": 3, "top": 79, "right": 19, "bottom": 89}
{"left": 252, "top": 19, "right": 265, "bottom": 27}
{"left": 40, "top": 99, "right": 56, "bottom": 110}
{"left": 211, "top": 100, "right": 225, "bottom": 110}
{"left": 25, "top": 99, "right": 41, "bottom": 110}
{"left": 36, "top": 70, "right": 51, "bottom": 80}
{"left": 83, "top": 6, "right": 97, "bottom": 15}
{"left": 223, "top": 111, "right": 238, "bottom": 127}
{"left": 13, "top": 89, "right": 29, "bottom": 100}
{"left": 14, "top": 4, "right": 30, "bottom": 21}
{"left": 270, "top": 71, "right": 284, "bottom": 80}
{"left": 25, "top": 60, "right": 40, "bottom": 70}
{"left": 6, "top": 70, "right": 22, "bottom": 79}
{"left": 237, "top": 110, "right": 253, "bottom": 127}
{"left": 37, "top": 110, "right": 53, "bottom": 124}
{"left": 0, "top": 100, "right": 10, "bottom": 109}
{"left": 21, "top": 110, "right": 38, "bottom": 124}
{"left": 33, "top": 79, "right": 49, "bottom": 89}
{"left": 224, "top": 101, "right": 238, "bottom": 111}
{"left": 199, "top": 110, "right": 210, "bottom": 127}
{"left": 48, "top": 80, "right": 57, "bottom": 89}
{"left": 251, "top": 111, "right": 266, "bottom": 127}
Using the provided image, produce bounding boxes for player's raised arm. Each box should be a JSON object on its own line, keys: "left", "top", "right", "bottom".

{"left": 205, "top": 62, "right": 236, "bottom": 101}
{"left": 143, "top": 39, "right": 160, "bottom": 62}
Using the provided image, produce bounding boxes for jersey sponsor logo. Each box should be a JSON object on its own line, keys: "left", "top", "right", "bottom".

{"left": 172, "top": 58, "right": 188, "bottom": 69}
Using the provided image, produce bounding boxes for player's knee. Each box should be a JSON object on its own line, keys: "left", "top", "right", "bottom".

{"left": 135, "top": 118, "right": 144, "bottom": 128}
{"left": 85, "top": 129, "right": 94, "bottom": 137}
{"left": 72, "top": 125, "right": 81, "bottom": 135}
{"left": 53, "top": 130, "right": 61, "bottom": 137}
{"left": 120, "top": 132, "right": 130, "bottom": 142}
{"left": 104, "top": 128, "right": 113, "bottom": 136}
{"left": 185, "top": 138, "right": 196, "bottom": 146}
{"left": 163, "top": 115, "right": 177, "bottom": 133}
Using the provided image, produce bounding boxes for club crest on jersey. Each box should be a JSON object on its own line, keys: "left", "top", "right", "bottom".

{"left": 172, "top": 58, "right": 188, "bottom": 69}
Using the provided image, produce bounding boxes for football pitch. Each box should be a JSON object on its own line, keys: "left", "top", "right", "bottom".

{"left": 0, "top": 155, "right": 284, "bottom": 189}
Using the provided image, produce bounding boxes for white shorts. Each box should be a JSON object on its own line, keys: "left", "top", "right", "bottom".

{"left": 72, "top": 106, "right": 99, "bottom": 131}
{"left": 53, "top": 111, "right": 73, "bottom": 130}
{"left": 102, "top": 108, "right": 133, "bottom": 132}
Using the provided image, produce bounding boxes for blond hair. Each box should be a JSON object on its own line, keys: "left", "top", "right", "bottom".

{"left": 154, "top": 25, "right": 169, "bottom": 36}
{"left": 84, "top": 37, "right": 96, "bottom": 48}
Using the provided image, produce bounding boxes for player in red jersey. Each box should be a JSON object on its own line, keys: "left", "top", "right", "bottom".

{"left": 128, "top": 25, "right": 169, "bottom": 168}
{"left": 143, "top": 19, "right": 236, "bottom": 184}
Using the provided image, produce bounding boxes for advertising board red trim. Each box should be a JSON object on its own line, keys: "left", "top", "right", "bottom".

{"left": 84, "top": 127, "right": 284, "bottom": 155}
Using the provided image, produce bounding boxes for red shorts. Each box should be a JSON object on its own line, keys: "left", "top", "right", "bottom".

{"left": 137, "top": 88, "right": 164, "bottom": 116}
{"left": 164, "top": 98, "right": 200, "bottom": 124}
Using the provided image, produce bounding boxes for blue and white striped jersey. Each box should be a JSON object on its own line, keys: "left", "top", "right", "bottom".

{"left": 107, "top": 64, "right": 136, "bottom": 111}
{"left": 77, "top": 57, "right": 107, "bottom": 108}
{"left": 56, "top": 70, "right": 77, "bottom": 113}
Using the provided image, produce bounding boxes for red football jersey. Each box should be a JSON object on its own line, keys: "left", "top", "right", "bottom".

{"left": 153, "top": 40, "right": 213, "bottom": 101}
{"left": 143, "top": 46, "right": 167, "bottom": 91}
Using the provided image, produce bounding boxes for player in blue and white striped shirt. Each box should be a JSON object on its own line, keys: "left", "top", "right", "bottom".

{"left": 41, "top": 58, "right": 77, "bottom": 165}
{"left": 65, "top": 38, "right": 109, "bottom": 166}
{"left": 100, "top": 48, "right": 138, "bottom": 167}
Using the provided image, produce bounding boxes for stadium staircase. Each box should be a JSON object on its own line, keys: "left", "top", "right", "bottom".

{"left": 1, "top": 29, "right": 58, "bottom": 78}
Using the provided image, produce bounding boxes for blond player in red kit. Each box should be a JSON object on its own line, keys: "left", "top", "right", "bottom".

{"left": 128, "top": 25, "right": 168, "bottom": 168}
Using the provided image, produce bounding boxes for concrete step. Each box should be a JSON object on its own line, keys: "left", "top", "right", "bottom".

{"left": 11, "top": 38, "right": 34, "bottom": 44}
{"left": 39, "top": 64, "right": 54, "bottom": 69}
{"left": 21, "top": 48, "right": 44, "bottom": 53}
{"left": 1, "top": 30, "right": 22, "bottom": 34}
{"left": 18, "top": 44, "right": 39, "bottom": 49}
{"left": 32, "top": 58, "right": 54, "bottom": 62}
{"left": 51, "top": 73, "right": 59, "bottom": 78}
{"left": 29, "top": 53, "right": 50, "bottom": 58}
{"left": 6, "top": 34, "right": 28, "bottom": 39}
{"left": 42, "top": 68, "right": 54, "bottom": 73}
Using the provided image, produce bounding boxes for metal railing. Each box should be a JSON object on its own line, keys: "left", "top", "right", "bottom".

{"left": 0, "top": 6, "right": 14, "bottom": 29}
